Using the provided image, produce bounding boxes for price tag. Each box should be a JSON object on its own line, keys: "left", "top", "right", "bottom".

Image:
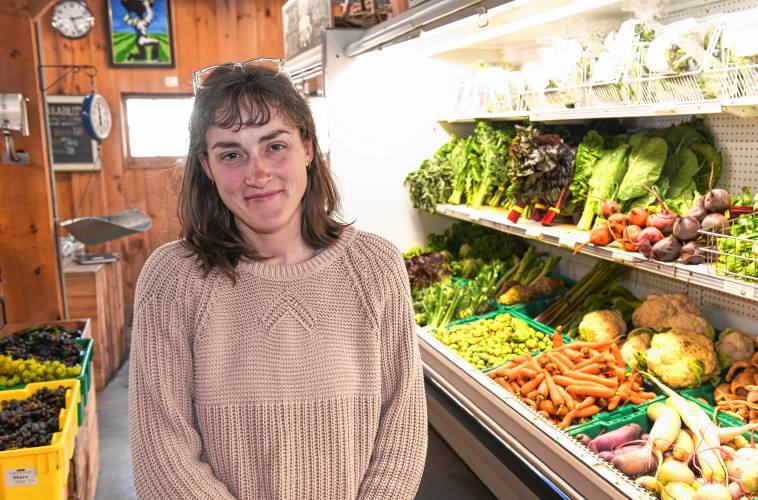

{"left": 525, "top": 227, "right": 542, "bottom": 238}
{"left": 723, "top": 280, "right": 752, "bottom": 298}
{"left": 469, "top": 212, "right": 481, "bottom": 222}
{"left": 5, "top": 468, "right": 36, "bottom": 487}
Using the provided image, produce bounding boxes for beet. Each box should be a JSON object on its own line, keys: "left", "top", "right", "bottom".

{"left": 686, "top": 196, "right": 707, "bottom": 222}
{"left": 648, "top": 212, "right": 678, "bottom": 235}
{"left": 628, "top": 207, "right": 649, "bottom": 227}
{"left": 651, "top": 236, "right": 682, "bottom": 262}
{"left": 623, "top": 225, "right": 642, "bottom": 252}
{"left": 601, "top": 199, "right": 621, "bottom": 218}
{"left": 701, "top": 212, "right": 727, "bottom": 232}
{"left": 680, "top": 241, "right": 706, "bottom": 265}
{"left": 638, "top": 239, "right": 653, "bottom": 258}
{"left": 704, "top": 188, "right": 731, "bottom": 213}
{"left": 638, "top": 227, "right": 664, "bottom": 246}
{"left": 608, "top": 213, "right": 628, "bottom": 240}
{"left": 673, "top": 216, "right": 701, "bottom": 242}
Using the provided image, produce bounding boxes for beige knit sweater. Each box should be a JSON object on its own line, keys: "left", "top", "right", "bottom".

{"left": 128, "top": 226, "right": 428, "bottom": 499}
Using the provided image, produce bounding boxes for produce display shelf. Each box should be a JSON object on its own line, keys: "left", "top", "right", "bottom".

{"left": 434, "top": 203, "right": 758, "bottom": 302}
{"left": 417, "top": 326, "right": 650, "bottom": 499}
{"left": 440, "top": 111, "right": 528, "bottom": 123}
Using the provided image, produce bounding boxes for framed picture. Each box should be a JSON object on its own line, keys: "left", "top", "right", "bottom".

{"left": 282, "top": 0, "right": 332, "bottom": 63}
{"left": 106, "top": 0, "right": 175, "bottom": 67}
{"left": 46, "top": 95, "right": 102, "bottom": 172}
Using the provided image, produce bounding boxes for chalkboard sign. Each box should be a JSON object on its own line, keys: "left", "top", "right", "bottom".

{"left": 46, "top": 95, "right": 101, "bottom": 171}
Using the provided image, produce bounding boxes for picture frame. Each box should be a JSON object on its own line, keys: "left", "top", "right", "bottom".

{"left": 106, "top": 0, "right": 175, "bottom": 67}
{"left": 282, "top": 0, "right": 333, "bottom": 63}
{"left": 46, "top": 95, "right": 102, "bottom": 172}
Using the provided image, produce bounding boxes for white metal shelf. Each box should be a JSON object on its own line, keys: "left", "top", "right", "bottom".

{"left": 435, "top": 203, "right": 758, "bottom": 302}
{"left": 417, "top": 327, "right": 651, "bottom": 499}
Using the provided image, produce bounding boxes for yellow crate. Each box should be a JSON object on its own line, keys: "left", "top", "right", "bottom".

{"left": 0, "top": 379, "right": 80, "bottom": 500}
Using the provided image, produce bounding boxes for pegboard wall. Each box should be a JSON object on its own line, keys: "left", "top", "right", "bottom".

{"left": 533, "top": 240, "right": 758, "bottom": 334}
{"left": 664, "top": 0, "right": 758, "bottom": 23}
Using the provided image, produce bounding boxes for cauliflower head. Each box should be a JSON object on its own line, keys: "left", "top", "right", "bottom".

{"left": 578, "top": 310, "right": 626, "bottom": 342}
{"left": 716, "top": 329, "right": 755, "bottom": 366}
{"left": 645, "top": 330, "right": 718, "bottom": 388}
{"left": 620, "top": 330, "right": 651, "bottom": 369}
{"left": 632, "top": 293, "right": 709, "bottom": 334}
{"left": 666, "top": 314, "right": 713, "bottom": 339}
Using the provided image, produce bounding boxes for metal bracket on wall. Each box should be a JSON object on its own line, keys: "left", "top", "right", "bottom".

{"left": 39, "top": 64, "right": 98, "bottom": 93}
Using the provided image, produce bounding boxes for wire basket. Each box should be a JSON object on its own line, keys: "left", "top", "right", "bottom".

{"left": 698, "top": 212, "right": 758, "bottom": 284}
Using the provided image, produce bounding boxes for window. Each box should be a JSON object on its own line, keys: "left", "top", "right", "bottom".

{"left": 124, "top": 95, "right": 193, "bottom": 167}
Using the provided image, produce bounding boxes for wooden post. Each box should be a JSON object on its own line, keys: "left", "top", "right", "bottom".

{"left": 0, "top": 7, "right": 65, "bottom": 322}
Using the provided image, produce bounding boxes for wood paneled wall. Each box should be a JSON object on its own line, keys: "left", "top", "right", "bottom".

{"left": 40, "top": 0, "right": 286, "bottom": 305}
{"left": 0, "top": 4, "right": 65, "bottom": 322}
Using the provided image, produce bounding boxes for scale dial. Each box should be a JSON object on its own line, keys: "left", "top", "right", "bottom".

{"left": 81, "top": 93, "right": 112, "bottom": 141}
{"left": 51, "top": 1, "right": 95, "bottom": 39}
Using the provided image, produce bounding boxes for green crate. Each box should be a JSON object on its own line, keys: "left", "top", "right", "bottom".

{"left": 568, "top": 395, "right": 667, "bottom": 439}
{"left": 0, "top": 338, "right": 93, "bottom": 426}
{"left": 436, "top": 310, "right": 562, "bottom": 372}
{"left": 498, "top": 276, "right": 574, "bottom": 319}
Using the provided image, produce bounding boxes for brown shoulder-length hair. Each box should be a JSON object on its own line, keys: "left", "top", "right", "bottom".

{"left": 178, "top": 64, "right": 350, "bottom": 281}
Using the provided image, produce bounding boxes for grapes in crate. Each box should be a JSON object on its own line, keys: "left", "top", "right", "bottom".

{"left": 0, "top": 355, "right": 80, "bottom": 387}
{"left": 0, "top": 386, "right": 67, "bottom": 451}
{"left": 0, "top": 327, "right": 83, "bottom": 366}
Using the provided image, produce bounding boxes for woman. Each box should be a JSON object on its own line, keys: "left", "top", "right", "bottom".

{"left": 128, "top": 60, "right": 428, "bottom": 499}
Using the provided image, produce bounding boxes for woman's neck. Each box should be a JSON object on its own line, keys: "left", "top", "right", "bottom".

{"left": 239, "top": 218, "right": 314, "bottom": 266}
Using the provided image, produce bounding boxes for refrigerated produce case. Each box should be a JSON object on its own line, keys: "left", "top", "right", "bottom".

{"left": 316, "top": 1, "right": 758, "bottom": 497}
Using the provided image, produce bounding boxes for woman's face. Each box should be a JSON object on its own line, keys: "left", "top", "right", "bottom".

{"left": 200, "top": 110, "right": 313, "bottom": 238}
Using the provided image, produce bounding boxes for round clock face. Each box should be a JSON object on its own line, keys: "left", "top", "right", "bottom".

{"left": 82, "top": 93, "right": 112, "bottom": 141}
{"left": 51, "top": 1, "right": 94, "bottom": 39}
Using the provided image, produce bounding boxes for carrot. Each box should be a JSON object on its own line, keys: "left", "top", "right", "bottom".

{"left": 552, "top": 331, "right": 564, "bottom": 348}
{"left": 519, "top": 373, "right": 545, "bottom": 394}
{"left": 574, "top": 363, "right": 601, "bottom": 375}
{"left": 544, "top": 372, "right": 564, "bottom": 407}
{"left": 488, "top": 371, "right": 499, "bottom": 379}
{"left": 558, "top": 410, "right": 578, "bottom": 429}
{"left": 607, "top": 365, "right": 627, "bottom": 380}
{"left": 510, "top": 381, "right": 520, "bottom": 393}
{"left": 503, "top": 362, "right": 531, "bottom": 380}
{"left": 607, "top": 395, "right": 621, "bottom": 411}
{"left": 494, "top": 378, "right": 511, "bottom": 391}
{"left": 539, "top": 399, "right": 557, "bottom": 414}
{"left": 565, "top": 371, "right": 619, "bottom": 389}
{"left": 552, "top": 375, "right": 606, "bottom": 390}
{"left": 610, "top": 342, "right": 625, "bottom": 367}
{"left": 628, "top": 393, "right": 655, "bottom": 404}
{"left": 537, "top": 380, "right": 549, "bottom": 399}
{"left": 555, "top": 405, "right": 568, "bottom": 417}
{"left": 526, "top": 390, "right": 539, "bottom": 400}
{"left": 544, "top": 363, "right": 559, "bottom": 375}
{"left": 547, "top": 352, "right": 573, "bottom": 373}
{"left": 556, "top": 386, "right": 575, "bottom": 411}
{"left": 574, "top": 353, "right": 607, "bottom": 370}
{"left": 576, "top": 396, "right": 597, "bottom": 411}
{"left": 561, "top": 348, "right": 583, "bottom": 362}
{"left": 566, "top": 385, "right": 615, "bottom": 399}
{"left": 576, "top": 405, "right": 601, "bottom": 418}
{"left": 558, "top": 340, "right": 614, "bottom": 351}
{"left": 537, "top": 410, "right": 551, "bottom": 419}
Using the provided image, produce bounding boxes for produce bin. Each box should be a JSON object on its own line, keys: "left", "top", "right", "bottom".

{"left": 0, "top": 379, "right": 80, "bottom": 500}
{"left": 435, "top": 309, "right": 565, "bottom": 372}
{"left": 498, "top": 276, "right": 573, "bottom": 319}
{"left": 0, "top": 339, "right": 93, "bottom": 426}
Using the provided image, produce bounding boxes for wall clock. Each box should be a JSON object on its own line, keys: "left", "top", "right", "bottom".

{"left": 51, "top": 1, "right": 95, "bottom": 39}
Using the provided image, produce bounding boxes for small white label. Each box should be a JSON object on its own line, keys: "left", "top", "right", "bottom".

{"left": 723, "top": 280, "right": 751, "bottom": 298}
{"left": 6, "top": 468, "right": 37, "bottom": 486}
{"left": 525, "top": 227, "right": 542, "bottom": 238}
{"left": 469, "top": 213, "right": 481, "bottom": 222}
{"left": 164, "top": 75, "right": 179, "bottom": 87}
{"left": 558, "top": 236, "right": 576, "bottom": 248}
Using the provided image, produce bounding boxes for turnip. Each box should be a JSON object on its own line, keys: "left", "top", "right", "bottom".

{"left": 661, "top": 481, "right": 696, "bottom": 500}
{"left": 673, "top": 216, "right": 701, "bottom": 242}
{"left": 729, "top": 458, "right": 758, "bottom": 482}
{"left": 658, "top": 459, "right": 696, "bottom": 485}
{"left": 635, "top": 475, "right": 661, "bottom": 494}
{"left": 733, "top": 447, "right": 758, "bottom": 462}
{"left": 647, "top": 402, "right": 681, "bottom": 461}
{"left": 742, "top": 469, "right": 758, "bottom": 494}
{"left": 728, "top": 481, "right": 743, "bottom": 499}
{"left": 672, "top": 429, "right": 695, "bottom": 461}
{"left": 598, "top": 451, "right": 614, "bottom": 461}
{"left": 589, "top": 423, "right": 642, "bottom": 452}
{"left": 575, "top": 434, "right": 591, "bottom": 447}
{"left": 705, "top": 188, "right": 731, "bottom": 213}
{"left": 612, "top": 447, "right": 657, "bottom": 477}
{"left": 693, "top": 483, "right": 733, "bottom": 500}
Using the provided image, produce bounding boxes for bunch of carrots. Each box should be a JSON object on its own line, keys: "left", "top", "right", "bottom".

{"left": 487, "top": 333, "right": 657, "bottom": 429}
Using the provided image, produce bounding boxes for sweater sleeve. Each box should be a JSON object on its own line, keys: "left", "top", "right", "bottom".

{"left": 128, "top": 249, "right": 236, "bottom": 500}
{"left": 357, "top": 248, "right": 428, "bottom": 500}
